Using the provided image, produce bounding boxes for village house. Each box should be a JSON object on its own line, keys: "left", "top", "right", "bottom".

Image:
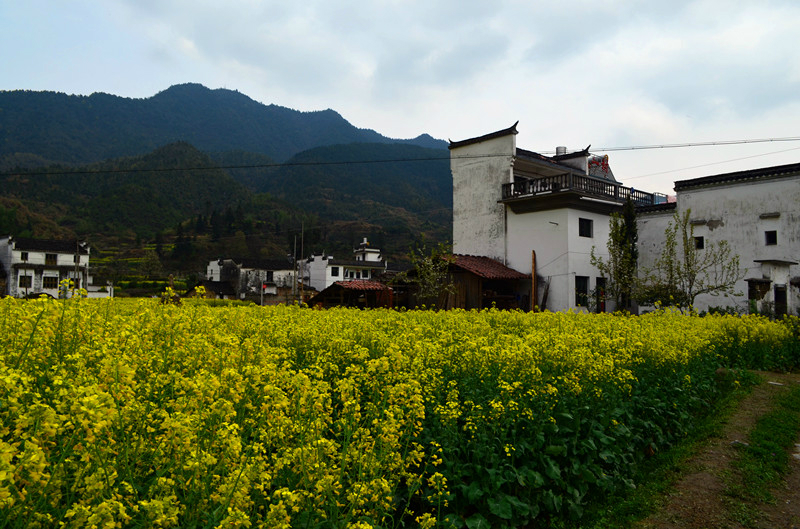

{"left": 0, "top": 236, "right": 112, "bottom": 298}
{"left": 204, "top": 257, "right": 296, "bottom": 304}
{"left": 449, "top": 123, "right": 665, "bottom": 312}
{"left": 300, "top": 237, "right": 387, "bottom": 293}
{"left": 637, "top": 163, "right": 800, "bottom": 316}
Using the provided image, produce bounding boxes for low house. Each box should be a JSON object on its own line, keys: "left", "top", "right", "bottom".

{"left": 308, "top": 280, "right": 393, "bottom": 309}
{"left": 637, "top": 162, "right": 800, "bottom": 315}
{"left": 206, "top": 257, "right": 296, "bottom": 304}
{"left": 300, "top": 238, "right": 387, "bottom": 293}
{"left": 0, "top": 236, "right": 112, "bottom": 298}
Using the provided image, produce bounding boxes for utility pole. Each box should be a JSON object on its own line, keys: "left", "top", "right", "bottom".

{"left": 300, "top": 221, "right": 304, "bottom": 303}
{"left": 293, "top": 235, "right": 298, "bottom": 303}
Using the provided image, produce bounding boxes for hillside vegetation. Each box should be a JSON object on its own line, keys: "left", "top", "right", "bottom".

{"left": 0, "top": 84, "right": 452, "bottom": 278}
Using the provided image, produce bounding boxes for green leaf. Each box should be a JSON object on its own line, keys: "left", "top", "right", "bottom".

{"left": 543, "top": 457, "right": 562, "bottom": 481}
{"left": 461, "top": 481, "right": 484, "bottom": 503}
{"left": 543, "top": 490, "right": 563, "bottom": 513}
{"left": 465, "top": 513, "right": 491, "bottom": 529}
{"left": 580, "top": 466, "right": 597, "bottom": 484}
{"left": 545, "top": 444, "right": 566, "bottom": 456}
{"left": 488, "top": 496, "right": 513, "bottom": 520}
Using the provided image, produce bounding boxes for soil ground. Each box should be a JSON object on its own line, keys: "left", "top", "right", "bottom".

{"left": 634, "top": 371, "right": 800, "bottom": 529}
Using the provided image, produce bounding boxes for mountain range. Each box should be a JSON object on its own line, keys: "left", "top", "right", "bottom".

{"left": 0, "top": 83, "right": 453, "bottom": 278}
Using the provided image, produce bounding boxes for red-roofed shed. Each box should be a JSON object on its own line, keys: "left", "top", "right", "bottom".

{"left": 308, "top": 280, "right": 393, "bottom": 309}
{"left": 445, "top": 255, "right": 530, "bottom": 310}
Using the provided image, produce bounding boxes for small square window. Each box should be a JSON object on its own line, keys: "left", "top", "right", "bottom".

{"left": 694, "top": 236, "right": 704, "bottom": 250}
{"left": 43, "top": 276, "right": 59, "bottom": 289}
{"left": 45, "top": 253, "right": 57, "bottom": 265}
{"left": 18, "top": 275, "right": 32, "bottom": 288}
{"left": 20, "top": 252, "right": 28, "bottom": 262}
{"left": 579, "top": 218, "right": 593, "bottom": 238}
{"left": 765, "top": 230, "right": 777, "bottom": 246}
{"left": 331, "top": 266, "right": 339, "bottom": 277}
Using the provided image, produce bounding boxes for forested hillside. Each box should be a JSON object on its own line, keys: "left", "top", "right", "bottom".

{"left": 0, "top": 83, "right": 452, "bottom": 284}
{"left": 0, "top": 83, "right": 447, "bottom": 167}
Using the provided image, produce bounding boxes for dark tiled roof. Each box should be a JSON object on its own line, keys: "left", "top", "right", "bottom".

{"left": 328, "top": 259, "right": 386, "bottom": 268}
{"left": 451, "top": 255, "right": 529, "bottom": 280}
{"left": 200, "top": 280, "right": 236, "bottom": 296}
{"left": 449, "top": 121, "right": 518, "bottom": 149}
{"left": 636, "top": 202, "right": 677, "bottom": 214}
{"left": 228, "top": 258, "right": 293, "bottom": 270}
{"left": 333, "top": 280, "right": 391, "bottom": 291}
{"left": 11, "top": 237, "right": 89, "bottom": 254}
{"left": 674, "top": 162, "right": 800, "bottom": 191}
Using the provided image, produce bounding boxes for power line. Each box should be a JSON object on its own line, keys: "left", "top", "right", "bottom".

{"left": 588, "top": 136, "right": 800, "bottom": 153}
{"left": 625, "top": 145, "right": 800, "bottom": 180}
{"left": 0, "top": 155, "right": 454, "bottom": 178}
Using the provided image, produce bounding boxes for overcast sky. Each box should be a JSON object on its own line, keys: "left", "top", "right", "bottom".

{"left": 3, "top": 0, "right": 799, "bottom": 194}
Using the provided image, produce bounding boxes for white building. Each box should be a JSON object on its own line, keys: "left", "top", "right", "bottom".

{"left": 301, "top": 238, "right": 387, "bottom": 293}
{"left": 450, "top": 123, "right": 664, "bottom": 312}
{"left": 0, "top": 236, "right": 112, "bottom": 298}
{"left": 205, "top": 257, "right": 295, "bottom": 304}
{"left": 638, "top": 163, "right": 800, "bottom": 316}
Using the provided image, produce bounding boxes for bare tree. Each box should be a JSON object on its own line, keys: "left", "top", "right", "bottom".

{"left": 639, "top": 209, "right": 744, "bottom": 308}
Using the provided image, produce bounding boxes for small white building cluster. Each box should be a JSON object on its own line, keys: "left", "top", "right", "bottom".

{"left": 0, "top": 236, "right": 112, "bottom": 298}
{"left": 299, "top": 237, "right": 387, "bottom": 293}
{"left": 450, "top": 123, "right": 799, "bottom": 316}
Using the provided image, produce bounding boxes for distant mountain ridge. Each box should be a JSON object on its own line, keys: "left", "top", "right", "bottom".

{"left": 0, "top": 83, "right": 447, "bottom": 167}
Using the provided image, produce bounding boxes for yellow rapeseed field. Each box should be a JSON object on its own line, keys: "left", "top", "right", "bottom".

{"left": 0, "top": 296, "right": 797, "bottom": 528}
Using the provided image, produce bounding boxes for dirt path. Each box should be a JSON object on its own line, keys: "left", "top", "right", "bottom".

{"left": 635, "top": 371, "right": 800, "bottom": 529}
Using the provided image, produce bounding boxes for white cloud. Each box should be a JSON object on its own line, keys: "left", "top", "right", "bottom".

{"left": 2, "top": 0, "right": 799, "bottom": 192}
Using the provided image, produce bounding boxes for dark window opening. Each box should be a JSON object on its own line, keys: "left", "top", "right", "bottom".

{"left": 775, "top": 285, "right": 787, "bottom": 317}
{"left": 765, "top": 230, "right": 778, "bottom": 246}
{"left": 43, "top": 276, "right": 59, "bottom": 289}
{"left": 575, "top": 276, "right": 589, "bottom": 307}
{"left": 18, "top": 275, "right": 32, "bottom": 288}
{"left": 579, "top": 218, "right": 593, "bottom": 238}
{"left": 45, "top": 253, "right": 57, "bottom": 265}
{"left": 694, "top": 236, "right": 704, "bottom": 250}
{"left": 331, "top": 266, "right": 339, "bottom": 277}
{"left": 20, "top": 252, "right": 28, "bottom": 261}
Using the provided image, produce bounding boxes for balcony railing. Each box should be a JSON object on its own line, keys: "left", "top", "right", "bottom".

{"left": 501, "top": 173, "right": 664, "bottom": 206}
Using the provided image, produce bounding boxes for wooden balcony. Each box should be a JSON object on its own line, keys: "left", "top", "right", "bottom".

{"left": 501, "top": 173, "right": 664, "bottom": 207}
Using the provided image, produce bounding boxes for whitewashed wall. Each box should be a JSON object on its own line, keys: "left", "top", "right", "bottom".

{"left": 451, "top": 133, "right": 515, "bottom": 262}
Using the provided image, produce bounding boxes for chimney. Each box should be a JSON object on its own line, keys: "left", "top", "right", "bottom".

{"left": 555, "top": 146, "right": 567, "bottom": 156}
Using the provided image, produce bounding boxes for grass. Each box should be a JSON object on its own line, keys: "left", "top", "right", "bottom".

{"left": 724, "top": 381, "right": 800, "bottom": 527}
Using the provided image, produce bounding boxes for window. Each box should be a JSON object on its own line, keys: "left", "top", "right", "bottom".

{"left": 18, "top": 275, "right": 32, "bottom": 288}
{"left": 765, "top": 230, "right": 777, "bottom": 246}
{"left": 266, "top": 270, "right": 274, "bottom": 283}
{"left": 579, "top": 218, "right": 593, "bottom": 238}
{"left": 20, "top": 252, "right": 28, "bottom": 262}
{"left": 575, "top": 276, "right": 589, "bottom": 307}
{"left": 694, "top": 236, "right": 704, "bottom": 250}
{"left": 73, "top": 254, "right": 80, "bottom": 263}
{"left": 45, "top": 253, "right": 57, "bottom": 265}
{"left": 43, "top": 276, "right": 59, "bottom": 289}
{"left": 331, "top": 266, "right": 339, "bottom": 277}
